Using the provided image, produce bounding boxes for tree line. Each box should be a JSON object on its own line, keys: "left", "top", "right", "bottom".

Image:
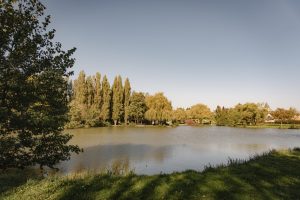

{"left": 66, "top": 71, "right": 216, "bottom": 128}
{"left": 215, "top": 104, "right": 299, "bottom": 127}
{"left": 67, "top": 71, "right": 299, "bottom": 128}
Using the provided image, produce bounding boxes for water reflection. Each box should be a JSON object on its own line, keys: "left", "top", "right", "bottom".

{"left": 58, "top": 126, "right": 300, "bottom": 175}
{"left": 58, "top": 144, "right": 171, "bottom": 174}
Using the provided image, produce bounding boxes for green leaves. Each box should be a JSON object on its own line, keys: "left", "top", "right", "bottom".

{"left": 0, "top": 0, "right": 80, "bottom": 170}
{"left": 145, "top": 93, "right": 172, "bottom": 124}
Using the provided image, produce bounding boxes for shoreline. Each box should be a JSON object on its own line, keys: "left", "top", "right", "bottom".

{"left": 2, "top": 148, "right": 300, "bottom": 199}
{"left": 65, "top": 123, "right": 300, "bottom": 130}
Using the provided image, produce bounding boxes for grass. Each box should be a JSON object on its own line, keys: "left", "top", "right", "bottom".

{"left": 245, "top": 124, "right": 300, "bottom": 129}
{"left": 1, "top": 148, "right": 300, "bottom": 200}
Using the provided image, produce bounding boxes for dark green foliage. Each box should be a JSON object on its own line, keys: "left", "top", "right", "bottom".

{"left": 0, "top": 0, "right": 81, "bottom": 169}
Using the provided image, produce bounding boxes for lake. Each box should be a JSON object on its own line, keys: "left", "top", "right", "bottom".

{"left": 58, "top": 126, "right": 300, "bottom": 175}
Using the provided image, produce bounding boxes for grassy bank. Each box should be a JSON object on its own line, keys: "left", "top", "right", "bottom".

{"left": 245, "top": 124, "right": 300, "bottom": 129}
{"left": 1, "top": 149, "right": 300, "bottom": 200}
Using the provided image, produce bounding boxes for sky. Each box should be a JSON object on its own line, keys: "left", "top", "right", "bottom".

{"left": 42, "top": 0, "right": 300, "bottom": 110}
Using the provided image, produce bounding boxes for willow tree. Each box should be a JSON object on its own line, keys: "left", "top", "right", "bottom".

{"left": 187, "top": 104, "right": 213, "bottom": 124}
{"left": 0, "top": 0, "right": 81, "bottom": 170}
{"left": 172, "top": 108, "right": 187, "bottom": 124}
{"left": 112, "top": 76, "right": 124, "bottom": 125}
{"left": 145, "top": 93, "right": 172, "bottom": 125}
{"left": 123, "top": 78, "right": 131, "bottom": 125}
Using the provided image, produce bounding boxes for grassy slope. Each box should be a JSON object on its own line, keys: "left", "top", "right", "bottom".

{"left": 1, "top": 149, "right": 300, "bottom": 200}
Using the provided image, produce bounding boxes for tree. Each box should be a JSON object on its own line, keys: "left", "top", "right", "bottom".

{"left": 112, "top": 76, "right": 123, "bottom": 125}
{"left": 101, "top": 75, "right": 111, "bottom": 122}
{"left": 93, "top": 72, "right": 102, "bottom": 111}
{"left": 172, "top": 108, "right": 187, "bottom": 124}
{"left": 187, "top": 104, "right": 213, "bottom": 124}
{"left": 145, "top": 93, "right": 172, "bottom": 124}
{"left": 0, "top": 0, "right": 81, "bottom": 170}
{"left": 67, "top": 71, "right": 87, "bottom": 128}
{"left": 128, "top": 92, "right": 147, "bottom": 124}
{"left": 272, "top": 108, "right": 297, "bottom": 127}
{"left": 86, "top": 76, "right": 94, "bottom": 109}
{"left": 123, "top": 78, "right": 131, "bottom": 125}
{"left": 234, "top": 103, "right": 268, "bottom": 126}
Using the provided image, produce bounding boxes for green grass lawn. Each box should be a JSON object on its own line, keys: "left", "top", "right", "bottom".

{"left": 1, "top": 148, "right": 300, "bottom": 200}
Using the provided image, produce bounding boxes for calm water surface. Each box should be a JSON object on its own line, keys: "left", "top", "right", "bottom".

{"left": 58, "top": 126, "right": 300, "bottom": 175}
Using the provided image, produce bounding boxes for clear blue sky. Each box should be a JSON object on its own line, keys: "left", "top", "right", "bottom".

{"left": 42, "top": 0, "right": 300, "bottom": 110}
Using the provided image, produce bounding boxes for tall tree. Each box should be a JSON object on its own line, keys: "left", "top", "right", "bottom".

{"left": 172, "top": 108, "right": 187, "bottom": 124}
{"left": 101, "top": 75, "right": 111, "bottom": 122}
{"left": 123, "top": 78, "right": 131, "bottom": 125}
{"left": 86, "top": 76, "right": 94, "bottom": 109}
{"left": 272, "top": 108, "right": 297, "bottom": 127}
{"left": 0, "top": 0, "right": 80, "bottom": 170}
{"left": 187, "top": 104, "right": 213, "bottom": 124}
{"left": 93, "top": 72, "right": 102, "bottom": 111}
{"left": 112, "top": 76, "right": 124, "bottom": 125}
{"left": 67, "top": 71, "right": 87, "bottom": 128}
{"left": 145, "top": 93, "right": 172, "bottom": 125}
{"left": 74, "top": 71, "right": 87, "bottom": 105}
{"left": 128, "top": 92, "right": 147, "bottom": 124}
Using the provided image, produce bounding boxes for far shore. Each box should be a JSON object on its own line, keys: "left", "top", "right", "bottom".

{"left": 65, "top": 123, "right": 300, "bottom": 130}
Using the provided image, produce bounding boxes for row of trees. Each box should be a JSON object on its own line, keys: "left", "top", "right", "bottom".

{"left": 67, "top": 71, "right": 215, "bottom": 127}
{"left": 67, "top": 71, "right": 300, "bottom": 128}
{"left": 215, "top": 103, "right": 270, "bottom": 126}
{"left": 215, "top": 103, "right": 298, "bottom": 126}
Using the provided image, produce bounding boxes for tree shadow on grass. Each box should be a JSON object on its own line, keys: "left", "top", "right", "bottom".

{"left": 211, "top": 150, "right": 300, "bottom": 200}
{"left": 0, "top": 168, "right": 42, "bottom": 195}
{"left": 56, "top": 150, "right": 300, "bottom": 200}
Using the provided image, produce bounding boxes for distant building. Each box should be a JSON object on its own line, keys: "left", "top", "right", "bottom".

{"left": 293, "top": 115, "right": 300, "bottom": 121}
{"left": 265, "top": 113, "right": 275, "bottom": 123}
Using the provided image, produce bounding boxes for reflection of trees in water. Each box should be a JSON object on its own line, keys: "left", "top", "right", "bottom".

{"left": 59, "top": 144, "right": 172, "bottom": 173}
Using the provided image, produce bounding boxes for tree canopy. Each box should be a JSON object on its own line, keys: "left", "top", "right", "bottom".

{"left": 0, "top": 0, "right": 80, "bottom": 170}
{"left": 145, "top": 93, "right": 173, "bottom": 124}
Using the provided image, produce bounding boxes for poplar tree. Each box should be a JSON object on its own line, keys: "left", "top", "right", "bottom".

{"left": 67, "top": 71, "right": 87, "bottom": 128}
{"left": 94, "top": 72, "right": 102, "bottom": 111}
{"left": 112, "top": 76, "right": 123, "bottom": 125}
{"left": 101, "top": 75, "right": 111, "bottom": 122}
{"left": 85, "top": 76, "right": 97, "bottom": 126}
{"left": 74, "top": 71, "right": 87, "bottom": 105}
{"left": 123, "top": 78, "right": 131, "bottom": 125}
